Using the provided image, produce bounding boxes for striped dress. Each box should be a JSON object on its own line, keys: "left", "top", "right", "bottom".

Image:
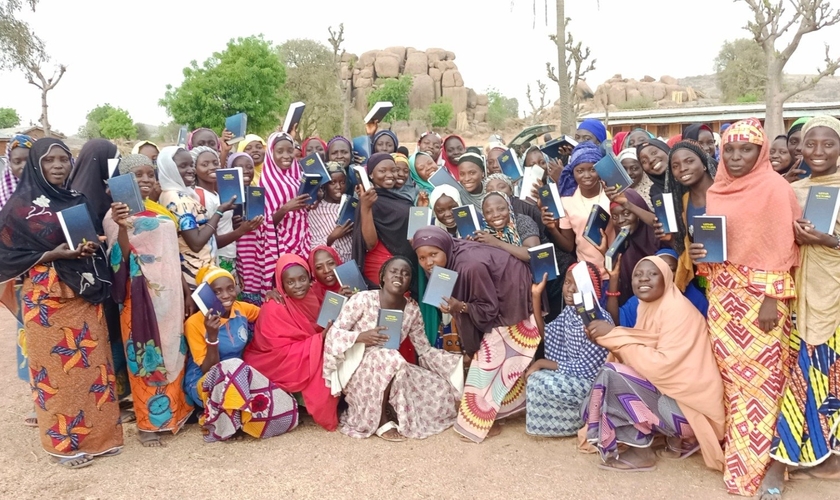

{"left": 308, "top": 201, "right": 352, "bottom": 263}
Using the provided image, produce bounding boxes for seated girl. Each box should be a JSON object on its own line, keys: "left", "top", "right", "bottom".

{"left": 429, "top": 185, "right": 463, "bottom": 237}
{"left": 244, "top": 254, "right": 339, "bottom": 431}
{"left": 525, "top": 262, "right": 610, "bottom": 437}
{"left": 472, "top": 191, "right": 540, "bottom": 262}
{"left": 309, "top": 245, "right": 353, "bottom": 300}
{"left": 322, "top": 257, "right": 464, "bottom": 441}
{"left": 582, "top": 256, "right": 725, "bottom": 473}
{"left": 441, "top": 135, "right": 466, "bottom": 180}
{"left": 309, "top": 162, "right": 353, "bottom": 263}
{"left": 409, "top": 151, "right": 438, "bottom": 205}
{"left": 184, "top": 266, "right": 298, "bottom": 441}
{"left": 484, "top": 174, "right": 546, "bottom": 241}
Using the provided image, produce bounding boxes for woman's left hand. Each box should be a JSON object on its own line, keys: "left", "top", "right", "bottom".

{"left": 793, "top": 218, "right": 830, "bottom": 246}
{"left": 757, "top": 296, "right": 779, "bottom": 333}
{"left": 416, "top": 191, "right": 430, "bottom": 207}
{"left": 532, "top": 273, "right": 548, "bottom": 297}
{"left": 547, "top": 158, "right": 563, "bottom": 183}
{"left": 441, "top": 296, "right": 466, "bottom": 315}
{"left": 585, "top": 320, "right": 614, "bottom": 342}
{"left": 338, "top": 285, "right": 355, "bottom": 298}
{"left": 265, "top": 288, "right": 285, "bottom": 305}
{"left": 603, "top": 183, "right": 627, "bottom": 206}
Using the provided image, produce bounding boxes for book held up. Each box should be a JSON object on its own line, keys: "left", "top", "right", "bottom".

{"left": 605, "top": 226, "right": 631, "bottom": 272}
{"left": 594, "top": 153, "right": 633, "bottom": 194}
{"left": 452, "top": 204, "right": 483, "bottom": 238}
{"left": 57, "top": 205, "right": 100, "bottom": 250}
{"left": 693, "top": 215, "right": 727, "bottom": 263}
{"left": 538, "top": 183, "right": 565, "bottom": 219}
{"left": 652, "top": 193, "right": 678, "bottom": 234}
{"left": 497, "top": 149, "right": 523, "bottom": 181}
{"left": 406, "top": 206, "right": 433, "bottom": 239}
{"left": 583, "top": 205, "right": 610, "bottom": 247}
{"left": 334, "top": 261, "right": 368, "bottom": 294}
{"left": 528, "top": 243, "right": 560, "bottom": 283}
{"left": 224, "top": 113, "right": 247, "bottom": 144}
{"left": 298, "top": 174, "right": 322, "bottom": 204}
{"left": 365, "top": 101, "right": 393, "bottom": 125}
{"left": 245, "top": 187, "right": 265, "bottom": 221}
{"left": 216, "top": 168, "right": 245, "bottom": 205}
{"left": 317, "top": 291, "right": 347, "bottom": 329}
{"left": 107, "top": 173, "right": 144, "bottom": 215}
{"left": 282, "top": 102, "right": 305, "bottom": 134}
{"left": 191, "top": 282, "right": 224, "bottom": 317}
{"left": 336, "top": 194, "right": 359, "bottom": 226}
{"left": 301, "top": 152, "right": 332, "bottom": 187}
{"left": 803, "top": 186, "right": 840, "bottom": 235}
{"left": 422, "top": 266, "right": 458, "bottom": 309}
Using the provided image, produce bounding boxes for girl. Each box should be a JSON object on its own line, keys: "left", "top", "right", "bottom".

{"left": 373, "top": 130, "right": 398, "bottom": 154}
{"left": 473, "top": 191, "right": 540, "bottom": 262}
{"left": 623, "top": 128, "right": 654, "bottom": 150}
{"left": 1, "top": 134, "right": 33, "bottom": 210}
{"left": 457, "top": 152, "right": 486, "bottom": 209}
{"left": 302, "top": 137, "right": 327, "bottom": 161}
{"left": 441, "top": 135, "right": 466, "bottom": 180}
{"left": 392, "top": 152, "right": 417, "bottom": 202}
{"left": 408, "top": 151, "right": 437, "bottom": 204}
{"left": 308, "top": 162, "right": 353, "bottom": 263}
{"left": 418, "top": 131, "right": 443, "bottom": 167}
{"left": 617, "top": 148, "right": 652, "bottom": 208}
{"left": 607, "top": 189, "right": 662, "bottom": 304}
{"left": 237, "top": 134, "right": 266, "bottom": 186}
{"left": 132, "top": 140, "right": 159, "bottom": 165}
{"left": 770, "top": 135, "right": 794, "bottom": 174}
{"left": 429, "top": 185, "right": 462, "bottom": 237}
{"left": 485, "top": 142, "right": 507, "bottom": 175}
{"left": 636, "top": 139, "right": 671, "bottom": 204}
{"left": 308, "top": 245, "right": 353, "bottom": 300}
{"left": 187, "top": 128, "right": 220, "bottom": 151}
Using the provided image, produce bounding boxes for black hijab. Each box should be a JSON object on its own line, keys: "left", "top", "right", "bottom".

{"left": 0, "top": 138, "right": 112, "bottom": 303}
{"left": 67, "top": 138, "right": 118, "bottom": 222}
{"left": 636, "top": 139, "right": 670, "bottom": 201}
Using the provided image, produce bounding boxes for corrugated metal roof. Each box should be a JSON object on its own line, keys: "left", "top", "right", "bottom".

{"left": 581, "top": 102, "right": 840, "bottom": 125}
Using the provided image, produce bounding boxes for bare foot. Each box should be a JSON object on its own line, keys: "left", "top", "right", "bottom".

{"left": 138, "top": 431, "right": 163, "bottom": 448}
{"left": 228, "top": 430, "right": 248, "bottom": 441}
{"left": 599, "top": 447, "right": 657, "bottom": 472}
{"left": 487, "top": 421, "right": 502, "bottom": 438}
{"left": 790, "top": 455, "right": 840, "bottom": 480}
{"left": 757, "top": 460, "right": 785, "bottom": 500}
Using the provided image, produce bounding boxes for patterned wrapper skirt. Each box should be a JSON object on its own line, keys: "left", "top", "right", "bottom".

{"left": 526, "top": 370, "right": 592, "bottom": 437}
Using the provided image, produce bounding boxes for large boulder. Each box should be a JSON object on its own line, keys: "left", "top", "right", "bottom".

{"left": 639, "top": 84, "right": 655, "bottom": 101}
{"left": 641, "top": 75, "right": 655, "bottom": 83}
{"left": 467, "top": 88, "right": 478, "bottom": 109}
{"left": 454, "top": 71, "right": 464, "bottom": 87}
{"left": 626, "top": 88, "right": 642, "bottom": 102}
{"left": 359, "top": 50, "right": 378, "bottom": 68}
{"left": 443, "top": 86, "right": 468, "bottom": 114}
{"left": 353, "top": 88, "right": 371, "bottom": 113}
{"left": 405, "top": 52, "right": 429, "bottom": 76}
{"left": 608, "top": 83, "right": 627, "bottom": 105}
{"left": 652, "top": 83, "right": 667, "bottom": 101}
{"left": 477, "top": 94, "right": 489, "bottom": 106}
{"left": 442, "top": 69, "right": 457, "bottom": 88}
{"left": 409, "top": 74, "right": 435, "bottom": 109}
{"left": 384, "top": 46, "right": 406, "bottom": 66}
{"left": 374, "top": 52, "right": 400, "bottom": 78}
{"left": 391, "top": 120, "right": 415, "bottom": 143}
{"left": 426, "top": 48, "right": 446, "bottom": 63}
{"left": 445, "top": 51, "right": 456, "bottom": 61}
{"left": 660, "top": 75, "right": 678, "bottom": 86}
{"left": 576, "top": 80, "right": 594, "bottom": 100}
{"left": 429, "top": 67, "right": 442, "bottom": 82}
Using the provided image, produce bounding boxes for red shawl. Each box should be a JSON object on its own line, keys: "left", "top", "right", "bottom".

{"left": 243, "top": 254, "right": 339, "bottom": 431}
{"left": 308, "top": 245, "right": 343, "bottom": 301}
{"left": 441, "top": 134, "right": 465, "bottom": 181}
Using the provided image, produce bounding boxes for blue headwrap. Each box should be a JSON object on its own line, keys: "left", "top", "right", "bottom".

{"left": 373, "top": 130, "right": 399, "bottom": 151}
{"left": 655, "top": 248, "right": 679, "bottom": 260}
{"left": 558, "top": 142, "right": 605, "bottom": 196}
{"left": 577, "top": 119, "right": 607, "bottom": 144}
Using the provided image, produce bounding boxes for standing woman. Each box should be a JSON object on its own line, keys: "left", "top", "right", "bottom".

{"left": 0, "top": 138, "right": 122, "bottom": 467}
{"left": 688, "top": 119, "right": 800, "bottom": 498}
{"left": 103, "top": 154, "right": 192, "bottom": 447}
{"left": 1, "top": 134, "right": 33, "bottom": 210}
{"left": 237, "top": 134, "right": 266, "bottom": 186}
{"left": 372, "top": 130, "right": 398, "bottom": 154}
{"left": 457, "top": 152, "right": 486, "bottom": 210}
{"left": 771, "top": 116, "right": 840, "bottom": 480}
{"left": 412, "top": 226, "right": 540, "bottom": 443}
{"left": 132, "top": 141, "right": 159, "bottom": 165}
{"left": 441, "top": 135, "right": 466, "bottom": 180}
{"left": 308, "top": 161, "right": 353, "bottom": 263}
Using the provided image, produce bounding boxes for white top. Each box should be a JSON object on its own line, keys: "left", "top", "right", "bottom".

{"left": 196, "top": 187, "right": 236, "bottom": 260}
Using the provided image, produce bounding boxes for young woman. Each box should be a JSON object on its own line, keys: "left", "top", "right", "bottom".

{"left": 327, "top": 135, "right": 358, "bottom": 195}
{"left": 636, "top": 139, "right": 671, "bottom": 204}
{"left": 622, "top": 128, "right": 654, "bottom": 150}
{"left": 184, "top": 266, "right": 298, "bottom": 441}
{"left": 408, "top": 151, "right": 437, "bottom": 203}
{"left": 0, "top": 138, "right": 122, "bottom": 468}
{"left": 244, "top": 254, "right": 339, "bottom": 431}
{"left": 417, "top": 131, "right": 443, "bottom": 167}
{"left": 582, "top": 257, "right": 725, "bottom": 473}
{"left": 457, "top": 152, "right": 486, "bottom": 209}
{"left": 770, "top": 116, "right": 840, "bottom": 481}
{"left": 157, "top": 146, "right": 227, "bottom": 289}
{"left": 322, "top": 257, "right": 463, "bottom": 440}
{"left": 412, "top": 226, "right": 540, "bottom": 443}
{"left": 1, "top": 134, "right": 33, "bottom": 210}
{"left": 373, "top": 130, "right": 398, "bottom": 154}
{"left": 66, "top": 138, "right": 120, "bottom": 222}
{"left": 441, "top": 135, "right": 466, "bottom": 180}
{"left": 485, "top": 142, "right": 507, "bottom": 175}
{"left": 392, "top": 152, "right": 417, "bottom": 203}
{"left": 237, "top": 134, "right": 266, "bottom": 186}
{"left": 525, "top": 262, "right": 610, "bottom": 437}
{"left": 770, "top": 135, "right": 794, "bottom": 174}
{"left": 308, "top": 245, "right": 352, "bottom": 300}
{"left": 617, "top": 148, "right": 652, "bottom": 208}
{"left": 308, "top": 162, "right": 353, "bottom": 263}
{"left": 575, "top": 119, "right": 606, "bottom": 145}
{"left": 682, "top": 123, "right": 717, "bottom": 160}
{"left": 187, "top": 128, "right": 220, "bottom": 151}
{"left": 473, "top": 191, "right": 540, "bottom": 262}
{"left": 132, "top": 140, "right": 159, "bottom": 165}
{"left": 103, "top": 154, "right": 192, "bottom": 447}
{"left": 607, "top": 189, "right": 663, "bottom": 304}
{"left": 302, "top": 137, "right": 327, "bottom": 160}
{"left": 688, "top": 119, "right": 801, "bottom": 498}
{"left": 429, "top": 185, "right": 462, "bottom": 237}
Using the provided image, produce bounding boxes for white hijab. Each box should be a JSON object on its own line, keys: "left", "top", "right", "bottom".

{"left": 157, "top": 145, "right": 198, "bottom": 200}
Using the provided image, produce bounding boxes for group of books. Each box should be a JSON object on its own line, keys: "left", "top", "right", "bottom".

{"left": 296, "top": 152, "right": 333, "bottom": 204}
{"left": 216, "top": 167, "right": 266, "bottom": 220}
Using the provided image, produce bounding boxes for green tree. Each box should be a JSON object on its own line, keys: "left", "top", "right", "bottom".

{"left": 0, "top": 106, "right": 21, "bottom": 127}
{"left": 368, "top": 75, "right": 412, "bottom": 122}
{"left": 99, "top": 108, "right": 136, "bottom": 140}
{"left": 714, "top": 38, "right": 768, "bottom": 102}
{"left": 486, "top": 89, "right": 519, "bottom": 129}
{"left": 160, "top": 35, "right": 287, "bottom": 136}
{"left": 428, "top": 100, "right": 454, "bottom": 128}
{"left": 278, "top": 39, "right": 344, "bottom": 139}
{"left": 0, "top": 0, "right": 43, "bottom": 70}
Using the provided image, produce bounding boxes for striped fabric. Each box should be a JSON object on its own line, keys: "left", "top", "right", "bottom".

{"left": 308, "top": 201, "right": 352, "bottom": 263}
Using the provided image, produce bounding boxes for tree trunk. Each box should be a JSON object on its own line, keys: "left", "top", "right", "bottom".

{"left": 764, "top": 59, "right": 785, "bottom": 137}
{"left": 40, "top": 88, "right": 50, "bottom": 137}
{"left": 555, "top": 0, "right": 575, "bottom": 135}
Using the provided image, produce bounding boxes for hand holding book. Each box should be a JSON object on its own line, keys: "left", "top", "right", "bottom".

{"left": 356, "top": 326, "right": 388, "bottom": 347}
{"left": 688, "top": 242, "right": 707, "bottom": 264}
{"left": 794, "top": 218, "right": 838, "bottom": 247}
{"left": 584, "top": 320, "right": 614, "bottom": 342}
{"left": 602, "top": 182, "right": 627, "bottom": 206}
{"left": 110, "top": 202, "right": 132, "bottom": 229}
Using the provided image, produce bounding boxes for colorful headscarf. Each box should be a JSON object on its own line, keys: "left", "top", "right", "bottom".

{"left": 722, "top": 118, "right": 764, "bottom": 146}
{"left": 237, "top": 134, "right": 266, "bottom": 186}
{"left": 325, "top": 161, "right": 345, "bottom": 176}
{"left": 187, "top": 127, "right": 220, "bottom": 151}
{"left": 482, "top": 191, "right": 521, "bottom": 246}
{"left": 302, "top": 137, "right": 327, "bottom": 156}
{"left": 226, "top": 152, "right": 254, "bottom": 169}
{"left": 441, "top": 134, "right": 465, "bottom": 180}
{"left": 801, "top": 115, "right": 840, "bottom": 141}
{"left": 577, "top": 119, "right": 607, "bottom": 144}
{"left": 391, "top": 152, "right": 409, "bottom": 166}
{"left": 787, "top": 116, "right": 811, "bottom": 138}
{"left": 1, "top": 134, "right": 33, "bottom": 209}
{"left": 409, "top": 151, "right": 435, "bottom": 193}
{"left": 612, "top": 132, "right": 628, "bottom": 155}
{"left": 559, "top": 142, "right": 605, "bottom": 196}
{"left": 196, "top": 265, "right": 235, "bottom": 287}
{"left": 190, "top": 146, "right": 219, "bottom": 166}
{"left": 484, "top": 172, "right": 514, "bottom": 191}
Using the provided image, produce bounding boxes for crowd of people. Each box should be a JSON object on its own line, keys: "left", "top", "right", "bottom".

{"left": 0, "top": 110, "right": 839, "bottom": 500}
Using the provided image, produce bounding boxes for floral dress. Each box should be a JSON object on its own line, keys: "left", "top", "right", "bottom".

{"left": 159, "top": 190, "right": 216, "bottom": 287}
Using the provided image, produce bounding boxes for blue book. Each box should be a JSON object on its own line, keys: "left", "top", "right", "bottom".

{"left": 452, "top": 204, "right": 483, "bottom": 238}
{"left": 538, "top": 182, "right": 565, "bottom": 219}
{"left": 335, "top": 194, "right": 359, "bottom": 225}
{"left": 191, "top": 282, "right": 225, "bottom": 316}
{"left": 798, "top": 160, "right": 812, "bottom": 179}
{"left": 57, "top": 204, "right": 100, "bottom": 249}
{"left": 583, "top": 205, "right": 610, "bottom": 247}
{"left": 316, "top": 291, "right": 347, "bottom": 328}
{"left": 428, "top": 166, "right": 461, "bottom": 190}
{"left": 352, "top": 136, "right": 371, "bottom": 166}
{"left": 224, "top": 113, "right": 247, "bottom": 144}
{"left": 107, "top": 172, "right": 145, "bottom": 215}
{"left": 694, "top": 215, "right": 727, "bottom": 263}
{"left": 528, "top": 243, "right": 560, "bottom": 283}
{"left": 541, "top": 135, "right": 577, "bottom": 160}
{"left": 377, "top": 309, "right": 403, "bottom": 350}
{"left": 497, "top": 148, "right": 523, "bottom": 181}
{"left": 804, "top": 186, "right": 840, "bottom": 235}
{"left": 176, "top": 126, "right": 189, "bottom": 148}
{"left": 605, "top": 226, "right": 631, "bottom": 271}
{"left": 282, "top": 102, "right": 305, "bottom": 134}
{"left": 406, "top": 206, "right": 433, "bottom": 239}
{"left": 298, "top": 174, "right": 321, "bottom": 205}
{"left": 652, "top": 193, "right": 678, "bottom": 234}
{"left": 245, "top": 186, "right": 265, "bottom": 221}
{"left": 334, "top": 260, "right": 367, "bottom": 293}
{"left": 422, "top": 266, "right": 459, "bottom": 308}
{"left": 574, "top": 291, "right": 604, "bottom": 326}
{"left": 594, "top": 153, "right": 633, "bottom": 194}
{"left": 216, "top": 167, "right": 244, "bottom": 205}
{"left": 301, "top": 152, "right": 331, "bottom": 187}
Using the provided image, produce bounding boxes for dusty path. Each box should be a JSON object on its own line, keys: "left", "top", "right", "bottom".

{"left": 0, "top": 308, "right": 834, "bottom": 499}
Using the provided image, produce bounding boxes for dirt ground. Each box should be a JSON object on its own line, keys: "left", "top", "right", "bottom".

{"left": 0, "top": 309, "right": 835, "bottom": 500}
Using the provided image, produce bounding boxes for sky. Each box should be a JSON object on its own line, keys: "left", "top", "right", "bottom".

{"left": 2, "top": 0, "right": 839, "bottom": 135}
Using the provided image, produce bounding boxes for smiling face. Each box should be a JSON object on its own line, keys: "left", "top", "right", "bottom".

{"left": 272, "top": 139, "right": 295, "bottom": 170}
{"left": 524, "top": 149, "right": 547, "bottom": 169}
{"left": 697, "top": 129, "right": 717, "bottom": 158}
{"left": 574, "top": 128, "right": 599, "bottom": 145}
{"left": 415, "top": 245, "right": 447, "bottom": 274}
{"left": 381, "top": 259, "right": 412, "bottom": 295}
{"left": 670, "top": 149, "right": 707, "bottom": 188}
{"left": 173, "top": 150, "right": 196, "bottom": 186}
{"left": 562, "top": 268, "right": 578, "bottom": 306}
{"left": 788, "top": 130, "right": 803, "bottom": 158}
{"left": 458, "top": 160, "right": 484, "bottom": 194}
{"left": 769, "top": 137, "right": 793, "bottom": 173}
{"left": 210, "top": 277, "right": 237, "bottom": 313}
{"left": 233, "top": 156, "right": 255, "bottom": 185}
{"left": 370, "top": 159, "right": 397, "bottom": 189}
{"left": 281, "top": 264, "right": 311, "bottom": 300}
{"left": 328, "top": 140, "right": 351, "bottom": 168}
{"left": 621, "top": 158, "right": 644, "bottom": 186}
{"left": 325, "top": 172, "right": 346, "bottom": 203}
{"left": 192, "top": 130, "right": 219, "bottom": 151}
{"left": 444, "top": 137, "right": 465, "bottom": 162}
{"left": 722, "top": 141, "right": 761, "bottom": 178}
{"left": 625, "top": 131, "right": 650, "bottom": 149}
{"left": 802, "top": 126, "right": 840, "bottom": 177}
{"left": 631, "top": 260, "right": 666, "bottom": 302}
{"left": 639, "top": 145, "right": 668, "bottom": 177}
{"left": 482, "top": 194, "right": 511, "bottom": 230}
{"left": 306, "top": 140, "right": 326, "bottom": 160}
{"left": 419, "top": 134, "right": 442, "bottom": 160}
{"left": 8, "top": 146, "right": 28, "bottom": 179}
{"left": 243, "top": 140, "right": 266, "bottom": 166}
{"left": 394, "top": 160, "right": 409, "bottom": 188}
{"left": 132, "top": 164, "right": 157, "bottom": 199}
{"left": 312, "top": 250, "right": 338, "bottom": 287}
{"left": 486, "top": 148, "right": 504, "bottom": 175}
{"left": 138, "top": 144, "right": 159, "bottom": 164}
{"left": 433, "top": 195, "right": 457, "bottom": 228}
{"left": 415, "top": 154, "right": 438, "bottom": 182}
{"left": 610, "top": 205, "right": 639, "bottom": 233}
{"left": 485, "top": 178, "right": 513, "bottom": 197}
{"left": 572, "top": 162, "right": 600, "bottom": 193}
{"left": 195, "top": 151, "right": 220, "bottom": 187}
{"left": 40, "top": 145, "right": 72, "bottom": 186}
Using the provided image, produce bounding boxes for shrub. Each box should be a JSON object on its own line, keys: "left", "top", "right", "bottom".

{"left": 428, "top": 100, "right": 454, "bottom": 128}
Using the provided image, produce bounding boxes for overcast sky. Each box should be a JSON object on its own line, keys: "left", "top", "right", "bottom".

{"left": 2, "top": 0, "right": 839, "bottom": 134}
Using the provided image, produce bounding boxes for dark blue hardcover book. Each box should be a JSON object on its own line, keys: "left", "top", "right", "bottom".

{"left": 365, "top": 101, "right": 394, "bottom": 124}
{"left": 528, "top": 243, "right": 560, "bottom": 282}
{"left": 282, "top": 102, "right": 305, "bottom": 134}
{"left": 798, "top": 160, "right": 812, "bottom": 179}
{"left": 108, "top": 172, "right": 145, "bottom": 215}
{"left": 497, "top": 148, "right": 523, "bottom": 181}
{"left": 541, "top": 135, "right": 577, "bottom": 160}
{"left": 651, "top": 193, "right": 678, "bottom": 234}
{"left": 377, "top": 309, "right": 404, "bottom": 350}
{"left": 804, "top": 186, "right": 840, "bottom": 235}
{"left": 176, "top": 126, "right": 189, "bottom": 148}
{"left": 334, "top": 260, "right": 367, "bottom": 294}
{"left": 452, "top": 204, "right": 482, "bottom": 238}
{"left": 605, "top": 227, "right": 631, "bottom": 271}
{"left": 538, "top": 182, "right": 565, "bottom": 219}
{"left": 594, "top": 153, "right": 633, "bottom": 194}
{"left": 422, "top": 266, "right": 459, "bottom": 308}
{"left": 694, "top": 215, "right": 727, "bottom": 263}
{"left": 301, "top": 152, "right": 331, "bottom": 187}
{"left": 316, "top": 291, "right": 347, "bottom": 328}
{"left": 583, "top": 205, "right": 610, "bottom": 247}
{"left": 224, "top": 113, "right": 247, "bottom": 144}
{"left": 298, "top": 174, "right": 322, "bottom": 205}
{"left": 191, "top": 282, "right": 225, "bottom": 316}
{"left": 428, "top": 166, "right": 462, "bottom": 190}
{"left": 352, "top": 136, "right": 371, "bottom": 166}
{"left": 57, "top": 204, "right": 100, "bottom": 249}
{"left": 245, "top": 186, "right": 265, "bottom": 221}
{"left": 216, "top": 167, "right": 244, "bottom": 205}
{"left": 335, "top": 194, "right": 359, "bottom": 225}
{"left": 574, "top": 292, "right": 605, "bottom": 326}
{"left": 406, "top": 206, "right": 433, "bottom": 239}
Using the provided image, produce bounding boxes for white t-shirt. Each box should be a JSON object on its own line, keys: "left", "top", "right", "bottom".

{"left": 196, "top": 187, "right": 236, "bottom": 260}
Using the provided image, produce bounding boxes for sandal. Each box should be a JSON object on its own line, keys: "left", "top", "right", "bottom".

{"left": 598, "top": 457, "right": 657, "bottom": 473}
{"left": 23, "top": 412, "right": 38, "bottom": 428}
{"left": 375, "top": 422, "right": 406, "bottom": 443}
{"left": 656, "top": 441, "right": 701, "bottom": 460}
{"left": 96, "top": 448, "right": 122, "bottom": 458}
{"left": 53, "top": 455, "right": 94, "bottom": 469}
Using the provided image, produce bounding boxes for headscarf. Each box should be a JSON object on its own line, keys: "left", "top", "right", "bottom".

{"left": 636, "top": 139, "right": 670, "bottom": 200}
{"left": 117, "top": 154, "right": 154, "bottom": 176}
{"left": 682, "top": 124, "right": 712, "bottom": 142}
{"left": 0, "top": 138, "right": 112, "bottom": 303}
{"left": 408, "top": 151, "right": 435, "bottom": 193}
{"left": 612, "top": 132, "right": 628, "bottom": 155}
{"left": 237, "top": 134, "right": 266, "bottom": 185}
{"left": 594, "top": 256, "right": 725, "bottom": 471}
{"left": 617, "top": 148, "right": 637, "bottom": 163}
{"left": 418, "top": 131, "right": 442, "bottom": 160}
{"left": 790, "top": 116, "right": 840, "bottom": 345}
{"left": 190, "top": 146, "right": 219, "bottom": 166}
{"left": 196, "top": 265, "right": 234, "bottom": 286}
{"left": 131, "top": 140, "right": 159, "bottom": 156}
{"left": 324, "top": 161, "right": 345, "bottom": 176}
{"left": 372, "top": 130, "right": 399, "bottom": 151}
{"left": 559, "top": 142, "right": 604, "bottom": 196}
{"left": 484, "top": 172, "right": 513, "bottom": 192}
{"left": 365, "top": 152, "right": 392, "bottom": 175}
{"left": 187, "top": 127, "right": 220, "bottom": 151}
{"left": 326, "top": 136, "right": 353, "bottom": 160}
{"left": 391, "top": 152, "right": 417, "bottom": 202}
{"left": 411, "top": 226, "right": 534, "bottom": 356}
{"left": 440, "top": 134, "right": 465, "bottom": 181}
{"left": 577, "top": 119, "right": 607, "bottom": 144}
{"left": 706, "top": 118, "right": 800, "bottom": 271}
{"left": 226, "top": 152, "right": 254, "bottom": 169}
{"left": 1, "top": 134, "right": 33, "bottom": 209}
{"left": 616, "top": 189, "right": 663, "bottom": 305}
{"left": 66, "top": 138, "right": 118, "bottom": 222}
{"left": 302, "top": 137, "right": 328, "bottom": 156}
{"left": 429, "top": 184, "right": 463, "bottom": 231}
{"left": 307, "top": 245, "right": 343, "bottom": 300}
{"left": 787, "top": 116, "right": 811, "bottom": 138}
{"left": 666, "top": 134, "right": 682, "bottom": 148}
{"left": 157, "top": 146, "right": 198, "bottom": 201}
{"left": 622, "top": 128, "right": 655, "bottom": 149}
{"left": 391, "top": 152, "right": 409, "bottom": 166}
{"left": 457, "top": 152, "right": 487, "bottom": 208}
{"left": 482, "top": 191, "right": 521, "bottom": 246}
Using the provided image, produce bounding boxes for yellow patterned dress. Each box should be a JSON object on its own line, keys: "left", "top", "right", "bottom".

{"left": 703, "top": 262, "right": 793, "bottom": 497}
